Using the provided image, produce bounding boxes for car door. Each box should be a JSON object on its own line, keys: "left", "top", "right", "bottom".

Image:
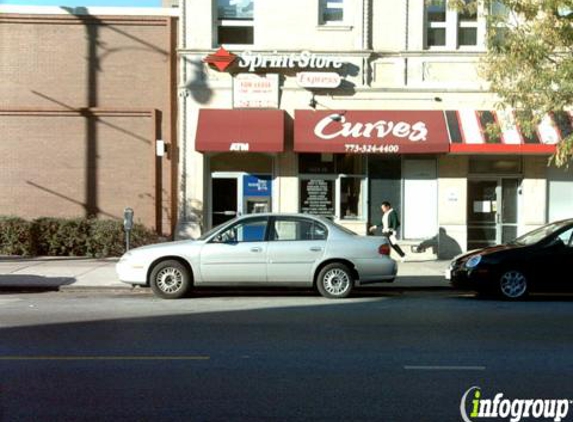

{"left": 537, "top": 227, "right": 573, "bottom": 292}
{"left": 266, "top": 217, "right": 327, "bottom": 283}
{"left": 199, "top": 216, "right": 269, "bottom": 283}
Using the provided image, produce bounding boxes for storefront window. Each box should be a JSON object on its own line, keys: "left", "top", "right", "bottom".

{"left": 300, "top": 178, "right": 335, "bottom": 218}
{"left": 336, "top": 154, "right": 365, "bottom": 175}
{"left": 299, "top": 153, "right": 335, "bottom": 174}
{"left": 340, "top": 177, "right": 364, "bottom": 219}
{"left": 299, "top": 154, "right": 365, "bottom": 220}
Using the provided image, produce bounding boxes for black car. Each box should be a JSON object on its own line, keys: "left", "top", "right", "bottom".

{"left": 447, "top": 219, "right": 573, "bottom": 299}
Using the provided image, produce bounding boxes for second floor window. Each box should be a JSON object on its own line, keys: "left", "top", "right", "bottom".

{"left": 425, "top": 0, "right": 480, "bottom": 49}
{"left": 217, "top": 0, "right": 254, "bottom": 45}
{"left": 320, "top": 0, "right": 344, "bottom": 25}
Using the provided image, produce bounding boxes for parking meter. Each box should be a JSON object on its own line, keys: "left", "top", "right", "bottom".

{"left": 123, "top": 207, "right": 134, "bottom": 251}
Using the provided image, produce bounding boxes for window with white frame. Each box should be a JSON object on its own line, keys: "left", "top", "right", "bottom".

{"left": 299, "top": 154, "right": 366, "bottom": 220}
{"left": 488, "top": 1, "right": 511, "bottom": 48}
{"left": 319, "top": 0, "right": 344, "bottom": 25}
{"left": 425, "top": 0, "right": 482, "bottom": 49}
{"left": 217, "top": 0, "right": 254, "bottom": 45}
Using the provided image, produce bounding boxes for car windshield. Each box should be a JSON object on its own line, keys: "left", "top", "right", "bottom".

{"left": 510, "top": 220, "right": 573, "bottom": 246}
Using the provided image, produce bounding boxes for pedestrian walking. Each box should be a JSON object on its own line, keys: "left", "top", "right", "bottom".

{"left": 369, "top": 201, "right": 406, "bottom": 262}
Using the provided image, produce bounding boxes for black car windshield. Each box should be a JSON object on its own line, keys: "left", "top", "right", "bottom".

{"left": 511, "top": 220, "right": 573, "bottom": 246}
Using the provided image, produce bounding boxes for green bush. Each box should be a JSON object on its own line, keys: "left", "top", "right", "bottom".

{"left": 0, "top": 217, "right": 34, "bottom": 256}
{"left": 86, "top": 220, "right": 160, "bottom": 258}
{"left": 32, "top": 218, "right": 90, "bottom": 256}
{"left": 86, "top": 219, "right": 126, "bottom": 258}
{"left": 0, "top": 216, "right": 162, "bottom": 257}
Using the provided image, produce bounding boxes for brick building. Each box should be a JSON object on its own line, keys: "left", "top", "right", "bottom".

{"left": 0, "top": 6, "right": 178, "bottom": 236}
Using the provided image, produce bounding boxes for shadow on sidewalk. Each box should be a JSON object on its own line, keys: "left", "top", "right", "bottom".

{"left": 0, "top": 275, "right": 76, "bottom": 293}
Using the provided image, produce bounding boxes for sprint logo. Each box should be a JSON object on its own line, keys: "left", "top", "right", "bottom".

{"left": 460, "top": 387, "right": 571, "bottom": 422}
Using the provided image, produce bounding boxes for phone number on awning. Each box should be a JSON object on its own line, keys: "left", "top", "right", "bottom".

{"left": 344, "top": 144, "right": 400, "bottom": 153}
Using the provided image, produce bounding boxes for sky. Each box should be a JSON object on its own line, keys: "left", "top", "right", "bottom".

{"left": 0, "top": 0, "right": 162, "bottom": 6}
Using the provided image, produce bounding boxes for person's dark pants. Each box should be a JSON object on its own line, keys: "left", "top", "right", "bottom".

{"left": 383, "top": 232, "right": 405, "bottom": 258}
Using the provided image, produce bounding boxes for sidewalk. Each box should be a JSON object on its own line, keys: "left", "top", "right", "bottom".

{"left": 0, "top": 256, "right": 451, "bottom": 291}
{"left": 0, "top": 257, "right": 126, "bottom": 291}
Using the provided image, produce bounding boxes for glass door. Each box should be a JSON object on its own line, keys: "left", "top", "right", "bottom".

{"left": 467, "top": 178, "right": 519, "bottom": 250}
{"left": 212, "top": 177, "right": 239, "bottom": 227}
{"left": 468, "top": 180, "right": 498, "bottom": 250}
{"left": 211, "top": 173, "right": 273, "bottom": 229}
{"left": 500, "top": 179, "right": 519, "bottom": 243}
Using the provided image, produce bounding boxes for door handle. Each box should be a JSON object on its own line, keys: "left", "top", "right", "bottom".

{"left": 310, "top": 246, "right": 323, "bottom": 252}
{"left": 250, "top": 247, "right": 262, "bottom": 253}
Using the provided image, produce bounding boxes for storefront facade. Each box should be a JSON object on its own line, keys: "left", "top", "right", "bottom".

{"left": 177, "top": 0, "right": 572, "bottom": 258}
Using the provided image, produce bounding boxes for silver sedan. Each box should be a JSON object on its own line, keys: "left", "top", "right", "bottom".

{"left": 116, "top": 213, "right": 397, "bottom": 299}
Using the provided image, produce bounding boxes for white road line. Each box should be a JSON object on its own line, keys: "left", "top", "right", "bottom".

{"left": 404, "top": 365, "right": 486, "bottom": 371}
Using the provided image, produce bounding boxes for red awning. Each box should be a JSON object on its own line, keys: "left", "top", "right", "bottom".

{"left": 446, "top": 110, "right": 566, "bottom": 154}
{"left": 294, "top": 110, "right": 450, "bottom": 154}
{"left": 196, "top": 109, "right": 285, "bottom": 153}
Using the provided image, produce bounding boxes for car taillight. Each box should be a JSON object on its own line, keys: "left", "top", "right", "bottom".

{"left": 378, "top": 244, "right": 391, "bottom": 256}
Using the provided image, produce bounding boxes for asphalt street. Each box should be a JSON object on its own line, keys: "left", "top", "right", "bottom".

{"left": 1, "top": 289, "right": 572, "bottom": 422}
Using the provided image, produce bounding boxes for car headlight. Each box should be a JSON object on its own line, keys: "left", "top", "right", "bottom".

{"left": 465, "top": 254, "right": 482, "bottom": 269}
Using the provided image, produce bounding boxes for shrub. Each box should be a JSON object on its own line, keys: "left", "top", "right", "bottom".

{"left": 86, "top": 219, "right": 126, "bottom": 258}
{"left": 0, "top": 216, "right": 163, "bottom": 257}
{"left": 86, "top": 219, "right": 162, "bottom": 257}
{"left": 0, "top": 217, "right": 34, "bottom": 256}
{"left": 32, "top": 218, "right": 90, "bottom": 256}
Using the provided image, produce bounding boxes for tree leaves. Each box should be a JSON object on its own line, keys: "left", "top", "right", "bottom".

{"left": 451, "top": 0, "right": 573, "bottom": 166}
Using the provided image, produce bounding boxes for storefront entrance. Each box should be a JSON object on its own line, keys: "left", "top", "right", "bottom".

{"left": 467, "top": 178, "right": 519, "bottom": 249}
{"left": 212, "top": 177, "right": 239, "bottom": 227}
{"left": 211, "top": 173, "right": 272, "bottom": 228}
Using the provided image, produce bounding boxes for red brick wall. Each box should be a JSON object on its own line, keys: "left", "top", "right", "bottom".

{"left": 0, "top": 13, "right": 177, "bottom": 235}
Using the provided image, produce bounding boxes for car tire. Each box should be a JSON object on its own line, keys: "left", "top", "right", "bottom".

{"left": 498, "top": 269, "right": 528, "bottom": 300}
{"left": 316, "top": 263, "right": 353, "bottom": 299}
{"left": 149, "top": 260, "right": 192, "bottom": 299}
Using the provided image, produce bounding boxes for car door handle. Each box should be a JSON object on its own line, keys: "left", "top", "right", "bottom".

{"left": 250, "top": 247, "right": 263, "bottom": 253}
{"left": 310, "top": 247, "right": 323, "bottom": 252}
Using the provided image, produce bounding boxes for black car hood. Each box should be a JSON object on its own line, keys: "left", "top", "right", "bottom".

{"left": 454, "top": 243, "right": 526, "bottom": 263}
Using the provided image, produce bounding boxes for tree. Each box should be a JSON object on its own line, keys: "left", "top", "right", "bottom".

{"left": 453, "top": 0, "right": 573, "bottom": 166}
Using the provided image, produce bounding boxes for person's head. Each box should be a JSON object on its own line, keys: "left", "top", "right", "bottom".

{"left": 381, "top": 201, "right": 391, "bottom": 212}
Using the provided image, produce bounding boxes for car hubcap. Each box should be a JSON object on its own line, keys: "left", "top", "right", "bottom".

{"left": 500, "top": 271, "right": 527, "bottom": 298}
{"left": 323, "top": 269, "right": 350, "bottom": 296}
{"left": 156, "top": 267, "right": 184, "bottom": 293}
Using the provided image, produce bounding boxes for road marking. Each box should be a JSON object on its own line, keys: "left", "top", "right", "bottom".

{"left": 404, "top": 365, "right": 486, "bottom": 371}
{"left": 0, "top": 356, "right": 210, "bottom": 361}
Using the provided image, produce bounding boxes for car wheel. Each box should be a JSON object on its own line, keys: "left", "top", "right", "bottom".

{"left": 149, "top": 260, "right": 192, "bottom": 299}
{"left": 498, "top": 269, "right": 528, "bottom": 300}
{"left": 316, "top": 263, "right": 353, "bottom": 299}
